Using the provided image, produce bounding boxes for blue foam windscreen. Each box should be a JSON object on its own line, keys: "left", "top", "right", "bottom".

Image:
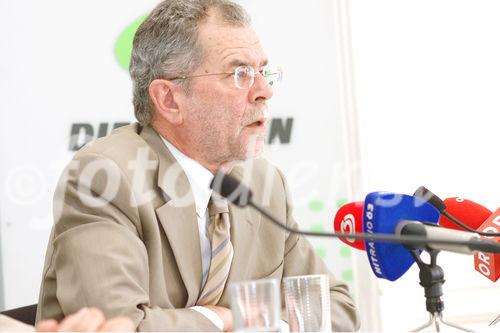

{"left": 363, "top": 192, "right": 441, "bottom": 281}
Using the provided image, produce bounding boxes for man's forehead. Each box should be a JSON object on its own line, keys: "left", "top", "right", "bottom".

{"left": 198, "top": 23, "right": 266, "bottom": 65}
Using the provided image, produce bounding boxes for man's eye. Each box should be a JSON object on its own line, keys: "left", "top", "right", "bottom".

{"left": 237, "top": 68, "right": 251, "bottom": 76}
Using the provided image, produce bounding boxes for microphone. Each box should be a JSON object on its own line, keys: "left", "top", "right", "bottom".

{"left": 414, "top": 187, "right": 500, "bottom": 282}
{"left": 439, "top": 197, "right": 492, "bottom": 231}
{"left": 334, "top": 192, "right": 488, "bottom": 254}
{"left": 437, "top": 197, "right": 500, "bottom": 282}
{"left": 332, "top": 201, "right": 365, "bottom": 250}
{"left": 333, "top": 194, "right": 486, "bottom": 280}
{"left": 474, "top": 208, "right": 500, "bottom": 282}
{"left": 414, "top": 186, "right": 500, "bottom": 236}
{"left": 210, "top": 172, "right": 500, "bottom": 258}
{"left": 332, "top": 193, "right": 438, "bottom": 281}
{"left": 397, "top": 221, "right": 481, "bottom": 254}
{"left": 332, "top": 197, "right": 416, "bottom": 280}
{"left": 363, "top": 192, "right": 441, "bottom": 281}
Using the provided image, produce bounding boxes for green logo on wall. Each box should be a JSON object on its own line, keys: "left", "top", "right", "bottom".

{"left": 114, "top": 15, "right": 147, "bottom": 71}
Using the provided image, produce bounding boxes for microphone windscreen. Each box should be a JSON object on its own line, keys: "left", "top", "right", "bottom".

{"left": 210, "top": 172, "right": 253, "bottom": 207}
{"left": 363, "top": 192, "right": 440, "bottom": 281}
{"left": 333, "top": 201, "right": 365, "bottom": 250}
{"left": 440, "top": 197, "right": 492, "bottom": 230}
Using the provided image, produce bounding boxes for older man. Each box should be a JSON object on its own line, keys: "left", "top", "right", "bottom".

{"left": 36, "top": 0, "right": 359, "bottom": 331}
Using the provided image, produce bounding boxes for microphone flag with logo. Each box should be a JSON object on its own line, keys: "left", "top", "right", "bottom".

{"left": 474, "top": 208, "right": 500, "bottom": 282}
{"left": 333, "top": 201, "right": 365, "bottom": 250}
{"left": 363, "top": 192, "right": 440, "bottom": 281}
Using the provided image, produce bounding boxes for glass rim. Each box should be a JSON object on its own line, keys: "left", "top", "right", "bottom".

{"left": 282, "top": 274, "right": 329, "bottom": 282}
{"left": 229, "top": 278, "right": 279, "bottom": 288}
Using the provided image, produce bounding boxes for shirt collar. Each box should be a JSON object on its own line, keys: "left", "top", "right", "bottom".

{"left": 161, "top": 136, "right": 213, "bottom": 217}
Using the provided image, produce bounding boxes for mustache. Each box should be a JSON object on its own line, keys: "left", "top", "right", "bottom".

{"left": 242, "top": 106, "right": 268, "bottom": 126}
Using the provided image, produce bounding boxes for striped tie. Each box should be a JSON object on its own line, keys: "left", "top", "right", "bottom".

{"left": 196, "top": 196, "right": 234, "bottom": 305}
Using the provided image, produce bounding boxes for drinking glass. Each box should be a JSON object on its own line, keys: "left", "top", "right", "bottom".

{"left": 283, "top": 274, "right": 331, "bottom": 332}
{"left": 229, "top": 279, "right": 281, "bottom": 332}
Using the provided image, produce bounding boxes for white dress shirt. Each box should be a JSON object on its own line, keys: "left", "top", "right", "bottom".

{"left": 161, "top": 137, "right": 224, "bottom": 329}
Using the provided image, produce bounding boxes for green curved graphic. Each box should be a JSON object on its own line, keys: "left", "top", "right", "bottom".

{"left": 114, "top": 15, "right": 148, "bottom": 71}
{"left": 315, "top": 247, "right": 327, "bottom": 259}
{"left": 341, "top": 270, "right": 353, "bottom": 282}
{"left": 308, "top": 200, "right": 324, "bottom": 212}
{"left": 310, "top": 224, "right": 325, "bottom": 233}
{"left": 336, "top": 199, "right": 348, "bottom": 209}
{"left": 340, "top": 246, "right": 352, "bottom": 258}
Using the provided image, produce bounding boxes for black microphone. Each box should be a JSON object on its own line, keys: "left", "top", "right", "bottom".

{"left": 210, "top": 172, "right": 500, "bottom": 255}
{"left": 414, "top": 186, "right": 447, "bottom": 213}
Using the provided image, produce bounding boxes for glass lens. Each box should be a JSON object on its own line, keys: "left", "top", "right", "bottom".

{"left": 262, "top": 66, "right": 283, "bottom": 87}
{"left": 235, "top": 66, "right": 255, "bottom": 89}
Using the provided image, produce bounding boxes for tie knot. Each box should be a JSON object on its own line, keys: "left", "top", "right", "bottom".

{"left": 208, "top": 196, "right": 229, "bottom": 217}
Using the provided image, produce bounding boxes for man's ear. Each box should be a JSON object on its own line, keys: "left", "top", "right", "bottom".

{"left": 149, "top": 79, "right": 183, "bottom": 126}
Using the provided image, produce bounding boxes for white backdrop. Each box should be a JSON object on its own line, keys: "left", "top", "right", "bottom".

{"left": 350, "top": 0, "right": 500, "bottom": 330}
{"left": 0, "top": 0, "right": 356, "bottom": 326}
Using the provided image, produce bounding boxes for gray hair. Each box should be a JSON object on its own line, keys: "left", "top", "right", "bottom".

{"left": 130, "top": 0, "right": 251, "bottom": 126}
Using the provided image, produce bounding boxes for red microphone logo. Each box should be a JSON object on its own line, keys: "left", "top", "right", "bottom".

{"left": 333, "top": 201, "right": 365, "bottom": 250}
{"left": 340, "top": 214, "right": 356, "bottom": 244}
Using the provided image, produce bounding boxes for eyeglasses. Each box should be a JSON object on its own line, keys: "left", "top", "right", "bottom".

{"left": 165, "top": 65, "right": 283, "bottom": 89}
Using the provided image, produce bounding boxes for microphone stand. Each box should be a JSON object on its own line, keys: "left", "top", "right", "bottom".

{"left": 407, "top": 248, "right": 473, "bottom": 332}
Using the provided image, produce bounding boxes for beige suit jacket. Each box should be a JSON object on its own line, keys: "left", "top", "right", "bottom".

{"left": 36, "top": 124, "right": 359, "bottom": 331}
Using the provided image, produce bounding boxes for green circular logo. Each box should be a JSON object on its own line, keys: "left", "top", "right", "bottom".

{"left": 114, "top": 15, "right": 147, "bottom": 71}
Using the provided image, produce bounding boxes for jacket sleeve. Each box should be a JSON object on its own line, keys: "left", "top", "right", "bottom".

{"left": 276, "top": 168, "right": 361, "bottom": 332}
{"left": 37, "top": 152, "right": 220, "bottom": 332}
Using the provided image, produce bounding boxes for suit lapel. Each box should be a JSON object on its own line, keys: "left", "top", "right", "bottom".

{"left": 140, "top": 126, "right": 202, "bottom": 306}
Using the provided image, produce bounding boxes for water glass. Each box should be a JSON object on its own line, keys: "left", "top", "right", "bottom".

{"left": 283, "top": 274, "right": 332, "bottom": 332}
{"left": 229, "top": 279, "right": 281, "bottom": 332}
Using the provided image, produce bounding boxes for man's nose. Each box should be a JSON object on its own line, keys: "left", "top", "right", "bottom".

{"left": 248, "top": 72, "right": 274, "bottom": 103}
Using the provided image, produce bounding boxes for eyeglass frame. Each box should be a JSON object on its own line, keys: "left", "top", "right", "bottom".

{"left": 162, "top": 64, "right": 282, "bottom": 89}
